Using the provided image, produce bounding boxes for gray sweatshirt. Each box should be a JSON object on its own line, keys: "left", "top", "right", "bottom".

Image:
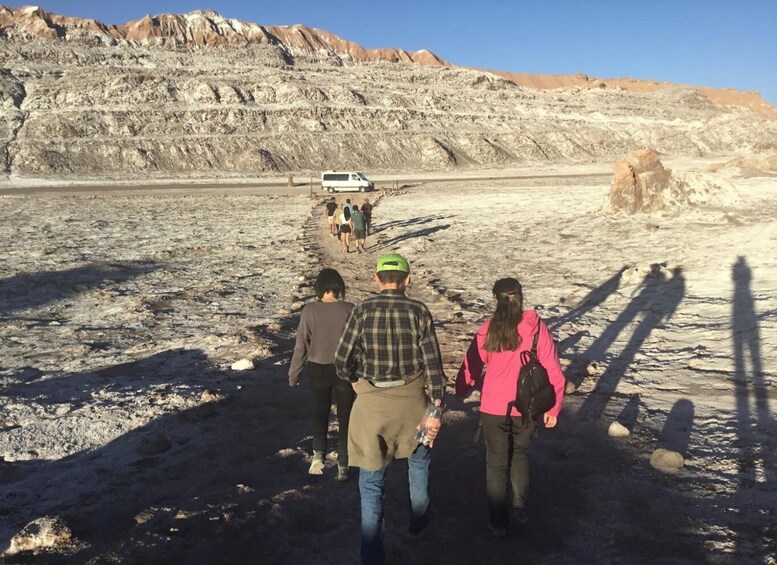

{"left": 288, "top": 300, "right": 355, "bottom": 385}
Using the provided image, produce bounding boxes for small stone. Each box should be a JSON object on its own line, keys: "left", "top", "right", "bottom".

{"left": 200, "top": 390, "right": 225, "bottom": 403}
{"left": 48, "top": 321, "right": 61, "bottom": 326}
{"left": 608, "top": 421, "right": 630, "bottom": 438}
{"left": 8, "top": 516, "right": 75, "bottom": 555}
{"left": 231, "top": 358, "right": 254, "bottom": 371}
{"left": 291, "top": 301, "right": 304, "bottom": 311}
{"left": 297, "top": 276, "right": 305, "bottom": 282}
{"left": 650, "top": 448, "right": 684, "bottom": 472}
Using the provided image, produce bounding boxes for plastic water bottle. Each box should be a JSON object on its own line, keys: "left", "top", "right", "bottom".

{"left": 415, "top": 403, "right": 443, "bottom": 446}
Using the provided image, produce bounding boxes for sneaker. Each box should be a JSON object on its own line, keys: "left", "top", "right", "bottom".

{"left": 488, "top": 524, "right": 508, "bottom": 539}
{"left": 308, "top": 451, "right": 325, "bottom": 475}
{"left": 336, "top": 464, "right": 349, "bottom": 481}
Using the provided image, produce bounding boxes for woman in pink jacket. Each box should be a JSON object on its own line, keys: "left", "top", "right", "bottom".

{"left": 456, "top": 277, "right": 565, "bottom": 538}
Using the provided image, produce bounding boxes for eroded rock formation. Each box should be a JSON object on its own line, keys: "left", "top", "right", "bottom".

{"left": 605, "top": 148, "right": 737, "bottom": 214}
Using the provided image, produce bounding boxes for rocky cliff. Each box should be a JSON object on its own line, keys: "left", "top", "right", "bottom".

{"left": 1, "top": 5, "right": 776, "bottom": 179}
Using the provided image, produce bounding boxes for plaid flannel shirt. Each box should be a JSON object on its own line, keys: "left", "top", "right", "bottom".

{"left": 335, "top": 289, "right": 446, "bottom": 403}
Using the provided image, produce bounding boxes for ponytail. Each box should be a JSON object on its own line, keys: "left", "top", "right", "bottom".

{"left": 484, "top": 278, "right": 523, "bottom": 352}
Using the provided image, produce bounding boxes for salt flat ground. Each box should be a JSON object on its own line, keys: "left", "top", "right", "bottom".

{"left": 0, "top": 163, "right": 775, "bottom": 564}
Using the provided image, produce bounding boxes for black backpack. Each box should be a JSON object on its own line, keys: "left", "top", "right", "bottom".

{"left": 504, "top": 330, "right": 556, "bottom": 427}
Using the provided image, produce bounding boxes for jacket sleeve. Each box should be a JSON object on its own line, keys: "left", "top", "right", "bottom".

{"left": 288, "top": 307, "right": 311, "bottom": 386}
{"left": 536, "top": 319, "right": 565, "bottom": 418}
{"left": 455, "top": 327, "right": 487, "bottom": 397}
{"left": 335, "top": 308, "right": 360, "bottom": 382}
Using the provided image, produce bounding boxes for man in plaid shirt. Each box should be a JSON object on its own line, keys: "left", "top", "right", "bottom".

{"left": 335, "top": 253, "right": 445, "bottom": 565}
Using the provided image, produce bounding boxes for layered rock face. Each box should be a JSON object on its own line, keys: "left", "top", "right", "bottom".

{"left": 1, "top": 6, "right": 776, "bottom": 179}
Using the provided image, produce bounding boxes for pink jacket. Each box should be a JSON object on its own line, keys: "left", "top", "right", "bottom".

{"left": 455, "top": 310, "right": 565, "bottom": 418}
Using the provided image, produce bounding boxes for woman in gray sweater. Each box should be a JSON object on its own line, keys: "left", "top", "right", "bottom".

{"left": 289, "top": 268, "right": 355, "bottom": 480}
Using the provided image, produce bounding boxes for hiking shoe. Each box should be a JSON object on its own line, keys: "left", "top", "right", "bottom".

{"left": 488, "top": 524, "right": 508, "bottom": 539}
{"left": 308, "top": 451, "right": 325, "bottom": 475}
{"left": 336, "top": 464, "right": 349, "bottom": 481}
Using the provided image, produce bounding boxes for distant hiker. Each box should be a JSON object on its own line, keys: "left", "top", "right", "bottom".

{"left": 455, "top": 277, "right": 565, "bottom": 538}
{"left": 345, "top": 198, "right": 354, "bottom": 216}
{"left": 361, "top": 198, "right": 373, "bottom": 235}
{"left": 325, "top": 197, "right": 338, "bottom": 237}
{"left": 335, "top": 254, "right": 445, "bottom": 565}
{"left": 289, "top": 268, "right": 355, "bottom": 481}
{"left": 351, "top": 204, "right": 367, "bottom": 253}
{"left": 340, "top": 203, "right": 353, "bottom": 253}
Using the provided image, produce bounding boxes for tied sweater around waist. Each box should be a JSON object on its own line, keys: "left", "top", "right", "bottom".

{"left": 348, "top": 375, "right": 427, "bottom": 471}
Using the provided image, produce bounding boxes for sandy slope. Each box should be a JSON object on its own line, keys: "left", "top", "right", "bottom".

{"left": 0, "top": 164, "right": 775, "bottom": 563}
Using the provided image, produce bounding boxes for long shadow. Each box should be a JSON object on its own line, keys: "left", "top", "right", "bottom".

{"left": 0, "top": 261, "right": 161, "bottom": 318}
{"left": 371, "top": 214, "right": 452, "bottom": 234}
{"left": 0, "top": 346, "right": 327, "bottom": 564}
{"left": 577, "top": 265, "right": 685, "bottom": 420}
{"left": 731, "top": 256, "right": 776, "bottom": 559}
{"left": 373, "top": 224, "right": 451, "bottom": 251}
{"left": 563, "top": 264, "right": 662, "bottom": 387}
{"left": 1, "top": 350, "right": 206, "bottom": 410}
{"left": 547, "top": 265, "right": 629, "bottom": 334}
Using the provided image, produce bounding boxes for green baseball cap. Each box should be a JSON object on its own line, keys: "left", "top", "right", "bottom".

{"left": 376, "top": 253, "right": 410, "bottom": 273}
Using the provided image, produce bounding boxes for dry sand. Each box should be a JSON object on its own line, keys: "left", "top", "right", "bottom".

{"left": 1, "top": 162, "right": 776, "bottom": 563}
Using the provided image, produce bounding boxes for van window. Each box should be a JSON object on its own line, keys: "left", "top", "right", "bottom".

{"left": 351, "top": 174, "right": 358, "bottom": 181}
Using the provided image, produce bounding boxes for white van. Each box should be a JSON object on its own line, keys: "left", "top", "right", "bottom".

{"left": 321, "top": 171, "right": 374, "bottom": 193}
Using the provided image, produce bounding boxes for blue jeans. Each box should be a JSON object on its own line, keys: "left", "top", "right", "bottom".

{"left": 359, "top": 445, "right": 431, "bottom": 565}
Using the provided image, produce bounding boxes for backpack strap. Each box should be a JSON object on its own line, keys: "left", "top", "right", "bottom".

{"left": 530, "top": 330, "right": 540, "bottom": 356}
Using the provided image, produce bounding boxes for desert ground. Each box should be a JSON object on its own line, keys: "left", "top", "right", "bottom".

{"left": 1, "top": 160, "right": 776, "bottom": 564}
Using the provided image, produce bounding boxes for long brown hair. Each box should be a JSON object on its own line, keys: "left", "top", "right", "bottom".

{"left": 484, "top": 277, "right": 523, "bottom": 352}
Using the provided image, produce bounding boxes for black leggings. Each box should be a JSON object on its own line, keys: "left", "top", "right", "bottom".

{"left": 307, "top": 362, "right": 355, "bottom": 464}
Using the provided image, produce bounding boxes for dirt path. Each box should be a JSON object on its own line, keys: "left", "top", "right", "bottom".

{"left": 302, "top": 193, "right": 599, "bottom": 564}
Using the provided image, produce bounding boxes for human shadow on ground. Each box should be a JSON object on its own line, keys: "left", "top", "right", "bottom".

{"left": 371, "top": 214, "right": 452, "bottom": 234}
{"left": 548, "top": 265, "right": 629, "bottom": 334}
{"left": 576, "top": 265, "right": 685, "bottom": 419}
{"left": 373, "top": 224, "right": 451, "bottom": 252}
{"left": 731, "top": 256, "right": 776, "bottom": 559}
{"left": 0, "top": 260, "right": 161, "bottom": 318}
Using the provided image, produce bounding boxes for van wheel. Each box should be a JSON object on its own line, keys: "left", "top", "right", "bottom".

{"left": 328, "top": 187, "right": 335, "bottom": 193}
{"left": 359, "top": 187, "right": 365, "bottom": 192}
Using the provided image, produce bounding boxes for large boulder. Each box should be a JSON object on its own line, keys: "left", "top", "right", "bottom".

{"left": 605, "top": 148, "right": 672, "bottom": 214}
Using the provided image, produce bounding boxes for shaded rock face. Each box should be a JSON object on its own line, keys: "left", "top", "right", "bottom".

{"left": 606, "top": 149, "right": 671, "bottom": 214}
{"left": 1, "top": 6, "right": 776, "bottom": 179}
